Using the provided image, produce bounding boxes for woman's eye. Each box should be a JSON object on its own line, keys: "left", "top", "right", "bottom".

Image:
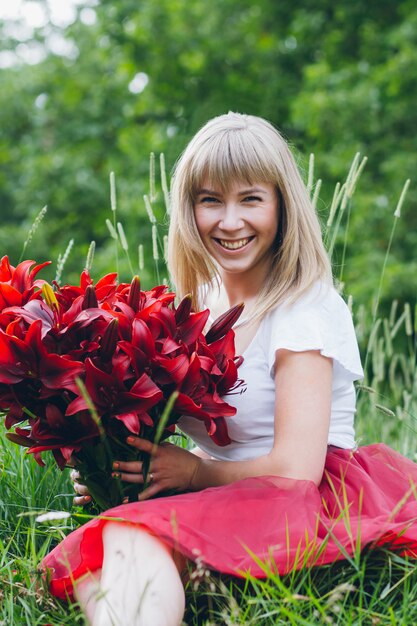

{"left": 243, "top": 195, "right": 261, "bottom": 202}
{"left": 200, "top": 196, "right": 220, "bottom": 203}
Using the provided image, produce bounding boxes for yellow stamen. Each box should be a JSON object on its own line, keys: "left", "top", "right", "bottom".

{"left": 42, "top": 283, "right": 59, "bottom": 311}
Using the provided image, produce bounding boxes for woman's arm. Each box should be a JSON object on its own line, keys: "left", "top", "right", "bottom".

{"left": 190, "top": 447, "right": 212, "bottom": 459}
{"left": 192, "top": 349, "right": 332, "bottom": 489}
{"left": 122, "top": 349, "right": 332, "bottom": 500}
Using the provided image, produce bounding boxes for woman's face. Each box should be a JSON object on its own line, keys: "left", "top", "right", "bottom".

{"left": 193, "top": 179, "right": 279, "bottom": 280}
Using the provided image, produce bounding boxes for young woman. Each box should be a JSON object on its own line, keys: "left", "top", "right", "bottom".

{"left": 43, "top": 113, "right": 417, "bottom": 625}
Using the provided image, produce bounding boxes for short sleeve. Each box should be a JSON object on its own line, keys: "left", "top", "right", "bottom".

{"left": 266, "top": 282, "right": 364, "bottom": 382}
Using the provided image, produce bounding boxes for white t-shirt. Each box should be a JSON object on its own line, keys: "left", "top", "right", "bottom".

{"left": 178, "top": 282, "right": 364, "bottom": 460}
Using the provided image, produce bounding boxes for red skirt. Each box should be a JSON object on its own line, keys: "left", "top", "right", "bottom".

{"left": 43, "top": 444, "right": 417, "bottom": 601}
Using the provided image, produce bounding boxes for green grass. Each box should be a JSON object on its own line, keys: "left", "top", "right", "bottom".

{"left": 1, "top": 303, "right": 417, "bottom": 625}
{"left": 0, "top": 431, "right": 82, "bottom": 624}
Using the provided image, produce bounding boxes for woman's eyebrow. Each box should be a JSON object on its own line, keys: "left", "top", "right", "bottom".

{"left": 238, "top": 187, "right": 265, "bottom": 195}
{"left": 196, "top": 188, "right": 222, "bottom": 196}
{"left": 196, "top": 187, "right": 266, "bottom": 196}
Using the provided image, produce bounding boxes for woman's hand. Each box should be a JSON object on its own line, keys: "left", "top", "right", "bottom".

{"left": 112, "top": 437, "right": 202, "bottom": 501}
{"left": 70, "top": 468, "right": 92, "bottom": 507}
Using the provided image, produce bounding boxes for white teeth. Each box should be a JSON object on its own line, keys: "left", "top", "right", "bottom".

{"left": 218, "top": 238, "right": 251, "bottom": 250}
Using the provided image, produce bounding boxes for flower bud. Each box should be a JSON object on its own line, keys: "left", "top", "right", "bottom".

{"left": 100, "top": 318, "right": 119, "bottom": 362}
{"left": 82, "top": 285, "right": 98, "bottom": 309}
{"left": 128, "top": 276, "right": 141, "bottom": 311}
{"left": 205, "top": 303, "right": 244, "bottom": 344}
{"left": 175, "top": 294, "right": 192, "bottom": 325}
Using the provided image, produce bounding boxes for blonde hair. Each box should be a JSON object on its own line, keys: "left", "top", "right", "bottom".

{"left": 167, "top": 112, "right": 332, "bottom": 318}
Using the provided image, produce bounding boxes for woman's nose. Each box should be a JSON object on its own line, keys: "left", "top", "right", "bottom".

{"left": 219, "top": 203, "right": 245, "bottom": 231}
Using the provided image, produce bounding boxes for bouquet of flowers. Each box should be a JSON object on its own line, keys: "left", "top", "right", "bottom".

{"left": 0, "top": 256, "right": 244, "bottom": 512}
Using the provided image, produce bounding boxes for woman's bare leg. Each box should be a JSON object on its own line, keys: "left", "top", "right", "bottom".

{"left": 74, "top": 569, "right": 102, "bottom": 624}
{"left": 84, "top": 522, "right": 185, "bottom": 626}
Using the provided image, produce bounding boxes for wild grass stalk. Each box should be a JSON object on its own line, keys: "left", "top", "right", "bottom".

{"left": 149, "top": 152, "right": 157, "bottom": 203}
{"left": 105, "top": 155, "right": 171, "bottom": 284}
{"left": 372, "top": 178, "right": 411, "bottom": 319}
{"left": 55, "top": 238, "right": 74, "bottom": 285}
{"left": 160, "top": 153, "right": 171, "bottom": 214}
{"left": 18, "top": 206, "right": 47, "bottom": 264}
{"left": 325, "top": 153, "right": 367, "bottom": 268}
{"left": 116, "top": 221, "right": 135, "bottom": 276}
{"left": 109, "top": 171, "right": 119, "bottom": 278}
{"left": 85, "top": 240, "right": 95, "bottom": 273}
{"left": 138, "top": 243, "right": 145, "bottom": 271}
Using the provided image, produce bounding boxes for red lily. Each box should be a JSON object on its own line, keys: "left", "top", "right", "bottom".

{"left": 55, "top": 269, "right": 118, "bottom": 311}
{"left": 66, "top": 357, "right": 163, "bottom": 434}
{"left": 0, "top": 321, "right": 83, "bottom": 391}
{"left": 6, "top": 406, "right": 101, "bottom": 469}
{"left": 0, "top": 256, "right": 50, "bottom": 327}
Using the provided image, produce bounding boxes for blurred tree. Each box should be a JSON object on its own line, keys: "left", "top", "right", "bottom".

{"left": 0, "top": 0, "right": 415, "bottom": 305}
{"left": 290, "top": 0, "right": 417, "bottom": 305}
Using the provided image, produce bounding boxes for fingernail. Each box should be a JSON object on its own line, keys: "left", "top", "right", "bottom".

{"left": 112, "top": 472, "right": 121, "bottom": 479}
{"left": 112, "top": 462, "right": 120, "bottom": 470}
{"left": 122, "top": 497, "right": 128, "bottom": 504}
{"left": 84, "top": 495, "right": 92, "bottom": 502}
{"left": 126, "top": 436, "right": 135, "bottom": 444}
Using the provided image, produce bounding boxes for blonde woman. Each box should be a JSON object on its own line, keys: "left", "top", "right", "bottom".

{"left": 44, "top": 113, "right": 417, "bottom": 625}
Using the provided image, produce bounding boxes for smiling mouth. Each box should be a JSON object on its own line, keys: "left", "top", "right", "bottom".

{"left": 215, "top": 237, "right": 254, "bottom": 250}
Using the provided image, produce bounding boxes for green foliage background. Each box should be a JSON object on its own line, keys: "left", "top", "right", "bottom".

{"left": 2, "top": 4, "right": 417, "bottom": 623}
{"left": 0, "top": 0, "right": 416, "bottom": 307}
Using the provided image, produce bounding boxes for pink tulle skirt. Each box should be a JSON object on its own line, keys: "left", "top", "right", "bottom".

{"left": 43, "top": 444, "right": 417, "bottom": 601}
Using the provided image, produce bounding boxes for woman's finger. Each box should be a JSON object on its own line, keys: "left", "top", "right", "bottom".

{"left": 74, "top": 482, "right": 90, "bottom": 496}
{"left": 70, "top": 468, "right": 81, "bottom": 482}
{"left": 112, "top": 460, "right": 143, "bottom": 473}
{"left": 112, "top": 471, "right": 145, "bottom": 484}
{"left": 126, "top": 436, "right": 156, "bottom": 455}
{"left": 73, "top": 495, "right": 92, "bottom": 506}
{"left": 137, "top": 481, "right": 164, "bottom": 501}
